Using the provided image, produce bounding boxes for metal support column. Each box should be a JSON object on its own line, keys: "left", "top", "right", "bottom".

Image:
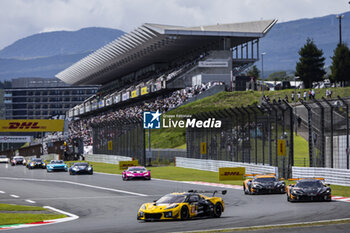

{"left": 301, "top": 100, "right": 313, "bottom": 167}
{"left": 314, "top": 99, "right": 325, "bottom": 167}
{"left": 338, "top": 96, "right": 349, "bottom": 169}
{"left": 322, "top": 97, "right": 334, "bottom": 168}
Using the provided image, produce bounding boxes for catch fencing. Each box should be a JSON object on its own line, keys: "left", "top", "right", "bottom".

{"left": 186, "top": 100, "right": 294, "bottom": 178}
{"left": 91, "top": 116, "right": 146, "bottom": 165}
{"left": 298, "top": 97, "right": 350, "bottom": 169}
{"left": 292, "top": 166, "right": 350, "bottom": 186}
{"left": 176, "top": 157, "right": 277, "bottom": 175}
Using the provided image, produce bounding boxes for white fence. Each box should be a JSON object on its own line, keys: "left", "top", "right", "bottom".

{"left": 84, "top": 154, "right": 132, "bottom": 164}
{"left": 41, "top": 154, "right": 59, "bottom": 161}
{"left": 293, "top": 166, "right": 350, "bottom": 186}
{"left": 176, "top": 157, "right": 277, "bottom": 175}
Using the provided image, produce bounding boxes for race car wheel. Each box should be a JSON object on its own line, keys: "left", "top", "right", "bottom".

{"left": 122, "top": 176, "right": 126, "bottom": 181}
{"left": 287, "top": 195, "right": 291, "bottom": 202}
{"left": 180, "top": 206, "right": 189, "bottom": 220}
{"left": 89, "top": 171, "right": 93, "bottom": 175}
{"left": 243, "top": 185, "right": 249, "bottom": 195}
{"left": 213, "top": 203, "right": 223, "bottom": 218}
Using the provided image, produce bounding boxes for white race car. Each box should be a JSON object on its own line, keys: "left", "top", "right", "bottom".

{"left": 0, "top": 155, "right": 9, "bottom": 163}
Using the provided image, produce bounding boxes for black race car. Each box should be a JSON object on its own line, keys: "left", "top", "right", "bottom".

{"left": 27, "top": 158, "right": 46, "bottom": 169}
{"left": 10, "top": 156, "right": 26, "bottom": 166}
{"left": 69, "top": 162, "right": 93, "bottom": 175}
{"left": 243, "top": 174, "right": 286, "bottom": 194}
{"left": 287, "top": 178, "right": 331, "bottom": 202}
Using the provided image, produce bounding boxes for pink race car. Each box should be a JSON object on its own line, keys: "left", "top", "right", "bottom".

{"left": 122, "top": 166, "right": 151, "bottom": 181}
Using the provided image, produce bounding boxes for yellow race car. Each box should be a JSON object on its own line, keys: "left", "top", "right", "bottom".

{"left": 137, "top": 190, "right": 226, "bottom": 221}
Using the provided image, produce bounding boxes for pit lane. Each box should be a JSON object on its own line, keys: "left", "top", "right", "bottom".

{"left": 0, "top": 164, "right": 350, "bottom": 233}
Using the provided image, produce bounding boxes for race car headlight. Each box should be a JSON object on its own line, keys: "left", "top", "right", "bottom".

{"left": 164, "top": 211, "right": 172, "bottom": 218}
{"left": 139, "top": 211, "right": 144, "bottom": 217}
{"left": 143, "top": 173, "right": 149, "bottom": 176}
{"left": 128, "top": 173, "right": 134, "bottom": 176}
{"left": 140, "top": 204, "right": 146, "bottom": 210}
{"left": 31, "top": 162, "right": 35, "bottom": 166}
{"left": 88, "top": 167, "right": 92, "bottom": 170}
{"left": 72, "top": 167, "right": 79, "bottom": 171}
{"left": 165, "top": 204, "right": 178, "bottom": 210}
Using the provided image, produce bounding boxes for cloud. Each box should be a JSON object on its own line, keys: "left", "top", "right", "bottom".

{"left": 0, "top": 0, "right": 348, "bottom": 49}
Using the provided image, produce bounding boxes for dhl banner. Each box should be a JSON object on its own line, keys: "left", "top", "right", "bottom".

{"left": 0, "top": 120, "right": 64, "bottom": 132}
{"left": 119, "top": 160, "right": 138, "bottom": 169}
{"left": 218, "top": 167, "right": 245, "bottom": 180}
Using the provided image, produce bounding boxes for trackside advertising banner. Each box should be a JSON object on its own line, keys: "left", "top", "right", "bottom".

{"left": 219, "top": 167, "right": 246, "bottom": 180}
{"left": 0, "top": 120, "right": 64, "bottom": 132}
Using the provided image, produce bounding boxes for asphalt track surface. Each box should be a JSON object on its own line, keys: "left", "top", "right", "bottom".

{"left": 1, "top": 164, "right": 350, "bottom": 233}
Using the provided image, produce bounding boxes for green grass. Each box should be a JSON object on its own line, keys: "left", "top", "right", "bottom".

{"left": 293, "top": 134, "right": 309, "bottom": 167}
{"left": 0, "top": 213, "right": 66, "bottom": 225}
{"left": 0, "top": 204, "right": 46, "bottom": 211}
{"left": 0, "top": 204, "right": 66, "bottom": 226}
{"left": 150, "top": 87, "right": 350, "bottom": 149}
{"left": 174, "top": 144, "right": 186, "bottom": 149}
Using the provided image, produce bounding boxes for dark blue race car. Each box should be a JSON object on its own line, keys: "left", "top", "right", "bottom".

{"left": 69, "top": 162, "right": 93, "bottom": 175}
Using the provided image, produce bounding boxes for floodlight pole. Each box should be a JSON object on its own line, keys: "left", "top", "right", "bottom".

{"left": 261, "top": 52, "right": 266, "bottom": 99}
{"left": 336, "top": 15, "right": 344, "bottom": 45}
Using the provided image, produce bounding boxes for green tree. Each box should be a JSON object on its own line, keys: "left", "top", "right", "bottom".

{"left": 246, "top": 65, "right": 260, "bottom": 78}
{"left": 330, "top": 43, "right": 350, "bottom": 86}
{"left": 267, "top": 71, "right": 287, "bottom": 81}
{"left": 295, "top": 38, "right": 326, "bottom": 88}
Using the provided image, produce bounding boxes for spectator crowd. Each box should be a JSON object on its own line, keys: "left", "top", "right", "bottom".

{"left": 68, "top": 82, "right": 223, "bottom": 146}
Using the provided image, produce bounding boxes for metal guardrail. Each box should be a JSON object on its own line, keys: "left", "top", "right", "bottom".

{"left": 176, "top": 157, "right": 277, "bottom": 176}
{"left": 292, "top": 166, "right": 350, "bottom": 186}
{"left": 84, "top": 154, "right": 132, "bottom": 165}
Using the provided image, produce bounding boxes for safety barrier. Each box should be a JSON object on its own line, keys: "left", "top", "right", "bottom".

{"left": 292, "top": 166, "right": 350, "bottom": 186}
{"left": 41, "top": 154, "right": 59, "bottom": 161}
{"left": 176, "top": 157, "right": 277, "bottom": 175}
{"left": 84, "top": 154, "right": 132, "bottom": 165}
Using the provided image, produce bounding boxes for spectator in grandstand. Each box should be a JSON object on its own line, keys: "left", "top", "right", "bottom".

{"left": 297, "top": 92, "right": 301, "bottom": 101}
{"left": 303, "top": 91, "right": 307, "bottom": 101}
{"left": 67, "top": 81, "right": 219, "bottom": 147}
{"left": 311, "top": 89, "right": 315, "bottom": 99}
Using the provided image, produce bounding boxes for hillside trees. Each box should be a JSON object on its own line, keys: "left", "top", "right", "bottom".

{"left": 295, "top": 38, "right": 326, "bottom": 88}
{"left": 330, "top": 43, "right": 350, "bottom": 86}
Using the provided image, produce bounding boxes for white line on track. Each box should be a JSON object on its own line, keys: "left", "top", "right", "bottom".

{"left": 0, "top": 190, "right": 5, "bottom": 194}
{"left": 10, "top": 194, "right": 19, "bottom": 198}
{"left": 25, "top": 199, "right": 36, "bottom": 204}
{"left": 0, "top": 177, "right": 148, "bottom": 197}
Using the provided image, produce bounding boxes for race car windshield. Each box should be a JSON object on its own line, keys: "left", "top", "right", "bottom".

{"left": 51, "top": 161, "right": 64, "bottom": 164}
{"left": 32, "top": 158, "right": 42, "bottom": 162}
{"left": 128, "top": 168, "right": 146, "bottom": 172}
{"left": 156, "top": 194, "right": 186, "bottom": 204}
{"left": 0, "top": 155, "right": 6, "bottom": 158}
{"left": 254, "top": 178, "right": 276, "bottom": 182}
{"left": 295, "top": 181, "right": 323, "bottom": 188}
{"left": 74, "top": 163, "right": 88, "bottom": 167}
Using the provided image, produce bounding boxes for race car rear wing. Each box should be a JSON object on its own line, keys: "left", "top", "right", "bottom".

{"left": 188, "top": 190, "right": 227, "bottom": 196}
{"left": 244, "top": 173, "right": 276, "bottom": 177}
{"left": 288, "top": 177, "right": 325, "bottom": 181}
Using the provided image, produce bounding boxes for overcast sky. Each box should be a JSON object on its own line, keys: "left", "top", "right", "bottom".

{"left": 0, "top": 0, "right": 349, "bottom": 50}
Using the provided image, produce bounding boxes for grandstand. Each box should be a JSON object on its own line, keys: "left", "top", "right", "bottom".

{"left": 56, "top": 20, "right": 276, "bottom": 159}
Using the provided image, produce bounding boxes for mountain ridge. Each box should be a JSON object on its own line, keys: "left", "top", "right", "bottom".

{"left": 0, "top": 11, "right": 349, "bottom": 81}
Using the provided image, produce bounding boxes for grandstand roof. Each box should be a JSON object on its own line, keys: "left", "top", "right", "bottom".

{"left": 56, "top": 20, "right": 277, "bottom": 86}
